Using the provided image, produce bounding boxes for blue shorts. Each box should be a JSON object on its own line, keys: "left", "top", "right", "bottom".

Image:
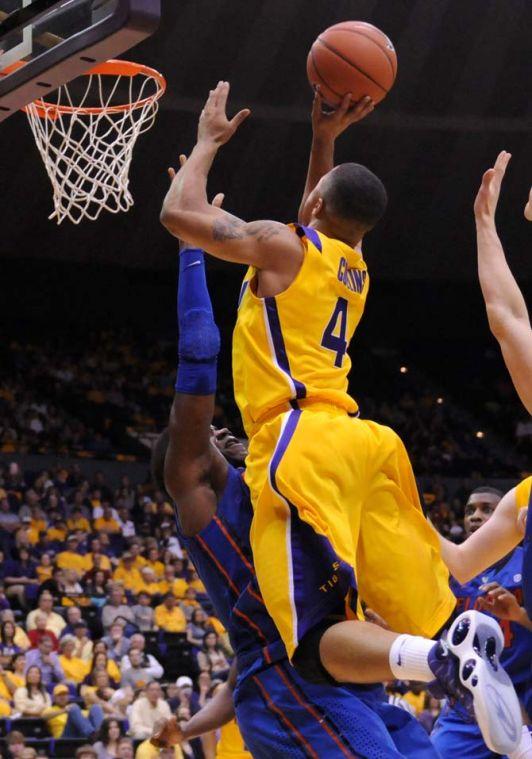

{"left": 432, "top": 707, "right": 505, "bottom": 759}
{"left": 234, "top": 659, "right": 440, "bottom": 759}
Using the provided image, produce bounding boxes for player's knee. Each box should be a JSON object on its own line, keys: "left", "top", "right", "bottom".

{"left": 292, "top": 621, "right": 340, "bottom": 686}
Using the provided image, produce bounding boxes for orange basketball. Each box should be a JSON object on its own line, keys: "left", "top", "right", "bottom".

{"left": 307, "top": 21, "right": 397, "bottom": 107}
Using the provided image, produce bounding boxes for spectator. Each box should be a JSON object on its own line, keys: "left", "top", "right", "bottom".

{"left": 61, "top": 569, "right": 86, "bottom": 605}
{"left": 85, "top": 569, "right": 110, "bottom": 604}
{"left": 66, "top": 507, "right": 91, "bottom": 534}
{"left": 58, "top": 635, "right": 89, "bottom": 685}
{"left": 25, "top": 635, "right": 64, "bottom": 687}
{"left": 117, "top": 507, "right": 136, "bottom": 538}
{"left": 159, "top": 522, "right": 183, "bottom": 559}
{"left": 0, "top": 620, "right": 22, "bottom": 666}
{"left": 87, "top": 649, "right": 121, "bottom": 686}
{"left": 120, "top": 649, "right": 153, "bottom": 690}
{"left": 0, "top": 498, "right": 21, "bottom": 533}
{"left": 1, "top": 609, "right": 30, "bottom": 650}
{"left": 101, "top": 586, "right": 134, "bottom": 632}
{"left": 4, "top": 547, "right": 39, "bottom": 608}
{"left": 35, "top": 553, "right": 54, "bottom": 584}
{"left": 4, "top": 731, "right": 26, "bottom": 759}
{"left": 116, "top": 737, "right": 135, "bottom": 759}
{"left": 133, "top": 567, "right": 162, "bottom": 598}
{"left": 197, "top": 632, "right": 230, "bottom": 680}
{"left": 28, "top": 613, "right": 59, "bottom": 650}
{"left": 186, "top": 609, "right": 210, "bottom": 647}
{"left": 0, "top": 652, "right": 26, "bottom": 697}
{"left": 129, "top": 682, "right": 172, "bottom": 740}
{"left": 94, "top": 504, "right": 121, "bottom": 534}
{"left": 112, "top": 554, "right": 140, "bottom": 593}
{"left": 76, "top": 747, "right": 98, "bottom": 759}
{"left": 72, "top": 621, "right": 94, "bottom": 662}
{"left": 14, "top": 664, "right": 52, "bottom": 716}
{"left": 159, "top": 565, "right": 187, "bottom": 600}
{"left": 56, "top": 535, "right": 88, "bottom": 576}
{"left": 94, "top": 717, "right": 125, "bottom": 759}
{"left": 26, "top": 591, "right": 66, "bottom": 637}
{"left": 84, "top": 538, "right": 112, "bottom": 573}
{"left": 154, "top": 594, "right": 186, "bottom": 633}
{"left": 102, "top": 621, "right": 131, "bottom": 662}
{"left": 131, "top": 592, "right": 154, "bottom": 632}
{"left": 180, "top": 587, "right": 201, "bottom": 620}
{"left": 38, "top": 567, "right": 66, "bottom": 605}
{"left": 60, "top": 606, "right": 83, "bottom": 636}
{"left": 20, "top": 750, "right": 38, "bottom": 759}
{"left": 81, "top": 670, "right": 120, "bottom": 718}
{"left": 43, "top": 682, "right": 104, "bottom": 739}
{"left": 145, "top": 548, "right": 164, "bottom": 579}
{"left": 121, "top": 633, "right": 162, "bottom": 679}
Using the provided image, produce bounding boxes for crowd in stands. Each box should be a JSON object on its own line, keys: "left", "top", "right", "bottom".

{"left": 0, "top": 460, "right": 237, "bottom": 758}
{"left": 1, "top": 332, "right": 530, "bottom": 477}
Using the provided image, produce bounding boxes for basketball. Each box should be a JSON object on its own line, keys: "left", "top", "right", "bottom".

{"left": 307, "top": 21, "right": 397, "bottom": 107}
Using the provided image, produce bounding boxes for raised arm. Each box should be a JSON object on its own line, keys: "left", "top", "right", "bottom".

{"left": 474, "top": 151, "right": 532, "bottom": 414}
{"left": 160, "top": 81, "right": 302, "bottom": 273}
{"left": 438, "top": 487, "right": 522, "bottom": 584}
{"left": 157, "top": 191, "right": 229, "bottom": 536}
{"left": 299, "top": 88, "right": 374, "bottom": 225}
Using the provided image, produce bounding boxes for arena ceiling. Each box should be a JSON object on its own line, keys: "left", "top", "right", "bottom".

{"left": 1, "top": 0, "right": 531, "bottom": 282}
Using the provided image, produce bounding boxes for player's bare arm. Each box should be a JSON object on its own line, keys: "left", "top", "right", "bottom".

{"left": 438, "top": 486, "right": 523, "bottom": 584}
{"left": 151, "top": 662, "right": 237, "bottom": 748}
{"left": 160, "top": 81, "right": 303, "bottom": 279}
{"left": 474, "top": 151, "right": 532, "bottom": 414}
{"left": 298, "top": 88, "right": 374, "bottom": 225}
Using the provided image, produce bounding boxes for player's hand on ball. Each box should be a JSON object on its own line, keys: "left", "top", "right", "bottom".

{"left": 311, "top": 87, "right": 374, "bottom": 141}
{"left": 478, "top": 581, "right": 522, "bottom": 622}
{"left": 474, "top": 150, "right": 511, "bottom": 223}
{"left": 150, "top": 716, "right": 185, "bottom": 748}
{"left": 198, "top": 81, "right": 251, "bottom": 146}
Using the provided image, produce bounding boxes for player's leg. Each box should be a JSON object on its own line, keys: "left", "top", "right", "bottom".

{"left": 234, "top": 660, "right": 438, "bottom": 759}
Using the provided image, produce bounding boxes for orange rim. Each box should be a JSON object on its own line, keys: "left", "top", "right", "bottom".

{"left": 2, "top": 59, "right": 166, "bottom": 119}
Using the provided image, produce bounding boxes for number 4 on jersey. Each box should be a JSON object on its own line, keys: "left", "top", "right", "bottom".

{"left": 321, "top": 297, "right": 348, "bottom": 367}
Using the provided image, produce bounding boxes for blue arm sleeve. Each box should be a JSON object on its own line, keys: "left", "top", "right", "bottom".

{"left": 175, "top": 248, "right": 220, "bottom": 395}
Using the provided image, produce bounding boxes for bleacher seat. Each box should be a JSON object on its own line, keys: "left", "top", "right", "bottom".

{"left": 52, "top": 737, "right": 88, "bottom": 757}
{"left": 8, "top": 717, "right": 49, "bottom": 738}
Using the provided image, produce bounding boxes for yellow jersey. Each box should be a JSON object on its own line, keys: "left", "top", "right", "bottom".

{"left": 216, "top": 719, "right": 251, "bottom": 758}
{"left": 516, "top": 476, "right": 531, "bottom": 512}
{"left": 233, "top": 225, "right": 368, "bottom": 437}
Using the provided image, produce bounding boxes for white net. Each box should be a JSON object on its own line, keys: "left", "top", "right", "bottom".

{"left": 24, "top": 62, "right": 165, "bottom": 224}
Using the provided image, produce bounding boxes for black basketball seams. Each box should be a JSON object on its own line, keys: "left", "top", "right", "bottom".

{"left": 309, "top": 49, "right": 344, "bottom": 100}
{"left": 331, "top": 26, "right": 397, "bottom": 79}
{"left": 316, "top": 35, "right": 390, "bottom": 93}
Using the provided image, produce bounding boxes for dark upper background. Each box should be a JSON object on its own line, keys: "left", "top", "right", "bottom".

{"left": 0, "top": 0, "right": 530, "bottom": 338}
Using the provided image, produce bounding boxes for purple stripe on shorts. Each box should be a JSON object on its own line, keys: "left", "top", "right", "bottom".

{"left": 264, "top": 298, "right": 306, "bottom": 401}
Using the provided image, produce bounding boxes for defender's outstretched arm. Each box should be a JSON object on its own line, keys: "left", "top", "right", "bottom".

{"left": 474, "top": 151, "right": 532, "bottom": 414}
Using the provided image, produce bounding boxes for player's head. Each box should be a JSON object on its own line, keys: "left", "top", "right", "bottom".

{"left": 210, "top": 426, "right": 247, "bottom": 463}
{"left": 303, "top": 162, "right": 387, "bottom": 242}
{"left": 463, "top": 486, "right": 503, "bottom": 536}
{"left": 151, "top": 425, "right": 247, "bottom": 494}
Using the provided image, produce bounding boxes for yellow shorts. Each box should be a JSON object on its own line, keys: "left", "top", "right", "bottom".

{"left": 245, "top": 406, "right": 456, "bottom": 658}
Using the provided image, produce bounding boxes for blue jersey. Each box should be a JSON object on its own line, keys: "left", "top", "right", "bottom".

{"left": 450, "top": 547, "right": 531, "bottom": 705}
{"left": 177, "top": 465, "right": 286, "bottom": 681}
{"left": 432, "top": 548, "right": 531, "bottom": 758}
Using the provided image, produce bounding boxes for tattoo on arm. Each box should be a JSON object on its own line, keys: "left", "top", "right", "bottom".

{"left": 212, "top": 218, "right": 283, "bottom": 243}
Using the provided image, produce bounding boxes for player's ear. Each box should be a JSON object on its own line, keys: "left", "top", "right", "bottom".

{"left": 312, "top": 196, "right": 324, "bottom": 218}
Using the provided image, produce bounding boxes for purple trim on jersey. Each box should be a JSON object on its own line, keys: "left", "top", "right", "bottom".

{"left": 264, "top": 298, "right": 307, "bottom": 401}
{"left": 296, "top": 224, "right": 323, "bottom": 253}
{"left": 269, "top": 410, "right": 358, "bottom": 644}
{"left": 238, "top": 280, "right": 249, "bottom": 308}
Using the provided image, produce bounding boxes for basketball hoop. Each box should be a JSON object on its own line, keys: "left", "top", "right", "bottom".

{"left": 23, "top": 59, "right": 166, "bottom": 224}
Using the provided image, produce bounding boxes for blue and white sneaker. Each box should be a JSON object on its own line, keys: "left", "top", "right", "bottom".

{"left": 428, "top": 610, "right": 522, "bottom": 755}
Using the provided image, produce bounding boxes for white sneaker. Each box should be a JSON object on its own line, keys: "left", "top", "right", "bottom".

{"left": 447, "top": 610, "right": 522, "bottom": 755}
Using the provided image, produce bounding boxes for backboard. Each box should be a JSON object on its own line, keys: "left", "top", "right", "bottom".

{"left": 0, "top": 0, "right": 160, "bottom": 121}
